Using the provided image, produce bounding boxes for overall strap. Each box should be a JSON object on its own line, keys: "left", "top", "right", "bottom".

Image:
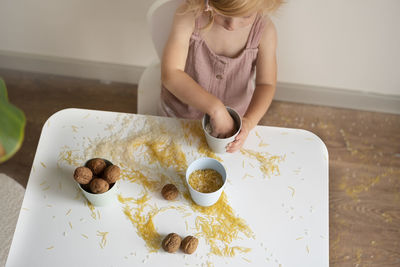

{"left": 246, "top": 14, "right": 268, "bottom": 49}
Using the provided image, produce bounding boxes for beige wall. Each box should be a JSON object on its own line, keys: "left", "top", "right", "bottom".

{"left": 0, "top": 0, "right": 156, "bottom": 66}
{"left": 275, "top": 0, "right": 400, "bottom": 95}
{"left": 0, "top": 0, "right": 399, "bottom": 95}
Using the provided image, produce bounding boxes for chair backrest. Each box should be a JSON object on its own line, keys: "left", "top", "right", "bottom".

{"left": 147, "top": 0, "right": 181, "bottom": 60}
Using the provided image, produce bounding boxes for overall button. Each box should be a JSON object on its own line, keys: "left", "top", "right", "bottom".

{"left": 216, "top": 74, "right": 223, "bottom": 80}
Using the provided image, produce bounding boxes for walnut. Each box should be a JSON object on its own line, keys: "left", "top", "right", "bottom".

{"left": 86, "top": 158, "right": 107, "bottom": 176}
{"left": 73, "top": 166, "right": 93, "bottom": 185}
{"left": 89, "top": 178, "right": 109, "bottom": 194}
{"left": 103, "top": 165, "right": 120, "bottom": 184}
{"left": 181, "top": 236, "right": 198, "bottom": 254}
{"left": 162, "top": 233, "right": 181, "bottom": 253}
{"left": 161, "top": 184, "right": 179, "bottom": 200}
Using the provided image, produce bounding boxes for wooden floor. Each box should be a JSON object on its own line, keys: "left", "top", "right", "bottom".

{"left": 0, "top": 68, "right": 399, "bottom": 266}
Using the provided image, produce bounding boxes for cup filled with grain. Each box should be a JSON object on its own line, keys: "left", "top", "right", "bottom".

{"left": 186, "top": 157, "right": 227, "bottom": 207}
{"left": 202, "top": 107, "right": 242, "bottom": 154}
{"left": 73, "top": 158, "right": 120, "bottom": 206}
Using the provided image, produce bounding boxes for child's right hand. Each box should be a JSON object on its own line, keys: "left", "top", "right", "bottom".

{"left": 209, "top": 107, "right": 236, "bottom": 138}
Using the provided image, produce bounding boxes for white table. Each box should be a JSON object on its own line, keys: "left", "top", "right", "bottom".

{"left": 6, "top": 108, "right": 329, "bottom": 266}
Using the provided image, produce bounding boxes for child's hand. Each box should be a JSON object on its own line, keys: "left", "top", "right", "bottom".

{"left": 226, "top": 117, "right": 252, "bottom": 153}
{"left": 209, "top": 107, "right": 236, "bottom": 138}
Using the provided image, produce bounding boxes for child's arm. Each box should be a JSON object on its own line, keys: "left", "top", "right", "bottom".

{"left": 227, "top": 20, "right": 277, "bottom": 152}
{"left": 161, "top": 4, "right": 235, "bottom": 138}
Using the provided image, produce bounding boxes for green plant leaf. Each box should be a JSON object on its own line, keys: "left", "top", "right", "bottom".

{"left": 0, "top": 79, "right": 8, "bottom": 101}
{"left": 0, "top": 78, "right": 26, "bottom": 163}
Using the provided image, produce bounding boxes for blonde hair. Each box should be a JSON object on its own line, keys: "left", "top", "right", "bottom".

{"left": 184, "top": 0, "right": 283, "bottom": 29}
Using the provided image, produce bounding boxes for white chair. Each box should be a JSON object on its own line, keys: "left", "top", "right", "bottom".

{"left": 137, "top": 0, "right": 180, "bottom": 115}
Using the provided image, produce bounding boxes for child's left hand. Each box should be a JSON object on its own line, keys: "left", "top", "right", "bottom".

{"left": 226, "top": 117, "right": 253, "bottom": 153}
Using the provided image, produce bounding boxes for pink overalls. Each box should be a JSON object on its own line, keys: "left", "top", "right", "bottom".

{"left": 160, "top": 13, "right": 267, "bottom": 119}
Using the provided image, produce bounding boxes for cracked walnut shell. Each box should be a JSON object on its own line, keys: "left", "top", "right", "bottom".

{"left": 181, "top": 236, "right": 198, "bottom": 254}
{"left": 162, "top": 233, "right": 181, "bottom": 253}
{"left": 161, "top": 184, "right": 179, "bottom": 200}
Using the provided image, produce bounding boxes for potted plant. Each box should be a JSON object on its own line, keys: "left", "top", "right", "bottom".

{"left": 0, "top": 78, "right": 26, "bottom": 163}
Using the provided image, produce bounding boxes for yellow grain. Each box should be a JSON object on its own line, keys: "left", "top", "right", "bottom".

{"left": 242, "top": 173, "right": 254, "bottom": 180}
{"left": 71, "top": 125, "right": 79, "bottom": 132}
{"left": 123, "top": 205, "right": 161, "bottom": 252}
{"left": 240, "top": 149, "right": 285, "bottom": 178}
{"left": 382, "top": 212, "right": 393, "bottom": 223}
{"left": 189, "top": 169, "right": 223, "bottom": 193}
{"left": 355, "top": 248, "right": 362, "bottom": 264}
{"left": 86, "top": 201, "right": 97, "bottom": 220}
{"left": 59, "top": 117, "right": 253, "bottom": 257}
{"left": 288, "top": 186, "right": 295, "bottom": 197}
{"left": 74, "top": 189, "right": 82, "bottom": 200}
{"left": 97, "top": 231, "right": 109, "bottom": 248}
{"left": 192, "top": 192, "right": 254, "bottom": 257}
{"left": 258, "top": 140, "right": 268, "bottom": 147}
{"left": 123, "top": 169, "right": 158, "bottom": 192}
{"left": 242, "top": 257, "right": 251, "bottom": 263}
{"left": 118, "top": 194, "right": 135, "bottom": 203}
{"left": 339, "top": 168, "right": 397, "bottom": 200}
{"left": 58, "top": 147, "right": 83, "bottom": 167}
{"left": 180, "top": 121, "right": 221, "bottom": 161}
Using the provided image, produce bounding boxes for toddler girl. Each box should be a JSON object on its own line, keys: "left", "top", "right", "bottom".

{"left": 160, "top": 0, "right": 282, "bottom": 152}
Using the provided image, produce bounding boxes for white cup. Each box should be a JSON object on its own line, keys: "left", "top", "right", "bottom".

{"left": 77, "top": 158, "right": 118, "bottom": 206}
{"left": 78, "top": 181, "right": 118, "bottom": 206}
{"left": 202, "top": 107, "right": 242, "bottom": 154}
{"left": 186, "top": 157, "right": 227, "bottom": 207}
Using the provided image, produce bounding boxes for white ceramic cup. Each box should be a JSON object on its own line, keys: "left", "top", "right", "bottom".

{"left": 202, "top": 107, "right": 242, "bottom": 154}
{"left": 79, "top": 181, "right": 118, "bottom": 206}
{"left": 186, "top": 157, "right": 227, "bottom": 207}
{"left": 77, "top": 158, "right": 118, "bottom": 206}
